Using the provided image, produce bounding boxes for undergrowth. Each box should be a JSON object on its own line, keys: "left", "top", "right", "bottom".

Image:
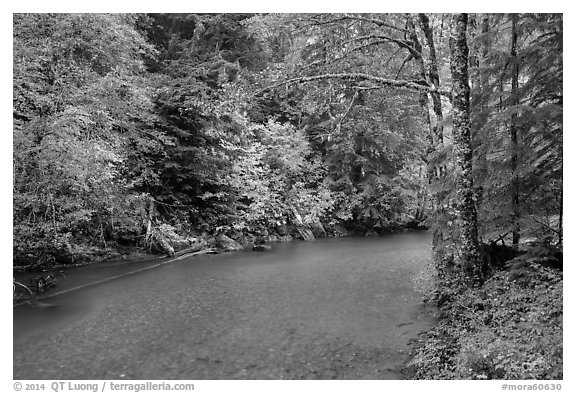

{"left": 407, "top": 254, "right": 563, "bottom": 379}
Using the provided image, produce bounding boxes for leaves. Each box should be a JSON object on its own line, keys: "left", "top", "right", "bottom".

{"left": 409, "top": 260, "right": 562, "bottom": 379}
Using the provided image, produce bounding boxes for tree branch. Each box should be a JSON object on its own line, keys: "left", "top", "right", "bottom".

{"left": 324, "top": 40, "right": 394, "bottom": 66}
{"left": 529, "top": 216, "right": 561, "bottom": 235}
{"left": 303, "top": 14, "right": 407, "bottom": 34}
{"left": 259, "top": 72, "right": 441, "bottom": 95}
{"left": 342, "top": 14, "right": 407, "bottom": 33}
{"left": 344, "top": 34, "right": 418, "bottom": 56}
{"left": 335, "top": 90, "right": 359, "bottom": 133}
{"left": 395, "top": 53, "right": 413, "bottom": 80}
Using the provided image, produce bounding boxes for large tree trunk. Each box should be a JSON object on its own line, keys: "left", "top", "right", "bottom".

{"left": 510, "top": 13, "right": 521, "bottom": 246}
{"left": 449, "top": 14, "right": 485, "bottom": 285}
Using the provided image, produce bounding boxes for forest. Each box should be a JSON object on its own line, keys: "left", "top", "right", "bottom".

{"left": 13, "top": 13, "right": 562, "bottom": 380}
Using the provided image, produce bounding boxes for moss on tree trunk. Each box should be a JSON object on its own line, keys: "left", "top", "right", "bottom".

{"left": 449, "top": 14, "right": 486, "bottom": 286}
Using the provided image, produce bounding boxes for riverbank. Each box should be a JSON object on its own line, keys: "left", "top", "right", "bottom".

{"left": 13, "top": 222, "right": 427, "bottom": 301}
{"left": 404, "top": 248, "right": 563, "bottom": 379}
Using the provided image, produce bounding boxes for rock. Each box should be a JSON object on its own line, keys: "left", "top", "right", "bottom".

{"left": 310, "top": 221, "right": 327, "bottom": 238}
{"left": 253, "top": 244, "right": 271, "bottom": 252}
{"left": 153, "top": 234, "right": 175, "bottom": 256}
{"left": 215, "top": 234, "right": 242, "bottom": 252}
{"left": 277, "top": 225, "right": 288, "bottom": 236}
{"left": 226, "top": 229, "right": 244, "bottom": 241}
{"left": 278, "top": 235, "right": 293, "bottom": 242}
{"left": 330, "top": 225, "right": 350, "bottom": 237}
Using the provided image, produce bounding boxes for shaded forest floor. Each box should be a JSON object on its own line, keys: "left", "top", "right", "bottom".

{"left": 405, "top": 248, "right": 563, "bottom": 380}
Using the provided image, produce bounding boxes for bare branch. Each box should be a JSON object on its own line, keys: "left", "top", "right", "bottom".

{"left": 300, "top": 59, "right": 326, "bottom": 70}
{"left": 383, "top": 47, "right": 403, "bottom": 68}
{"left": 395, "top": 54, "right": 413, "bottom": 80}
{"left": 529, "top": 216, "right": 561, "bottom": 235}
{"left": 324, "top": 40, "right": 391, "bottom": 66}
{"left": 335, "top": 90, "right": 360, "bottom": 133}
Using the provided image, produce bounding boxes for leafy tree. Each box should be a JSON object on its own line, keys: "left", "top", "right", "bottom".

{"left": 13, "top": 13, "right": 158, "bottom": 263}
{"left": 246, "top": 13, "right": 434, "bottom": 233}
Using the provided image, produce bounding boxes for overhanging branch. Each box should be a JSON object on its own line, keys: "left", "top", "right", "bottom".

{"left": 259, "top": 72, "right": 451, "bottom": 98}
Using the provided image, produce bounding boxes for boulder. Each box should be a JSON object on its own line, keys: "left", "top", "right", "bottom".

{"left": 310, "top": 221, "right": 327, "bottom": 238}
{"left": 278, "top": 235, "right": 293, "bottom": 242}
{"left": 329, "top": 225, "right": 350, "bottom": 237}
{"left": 215, "top": 234, "right": 243, "bottom": 252}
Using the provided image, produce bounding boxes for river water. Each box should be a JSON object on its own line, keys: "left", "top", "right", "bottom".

{"left": 13, "top": 232, "right": 436, "bottom": 379}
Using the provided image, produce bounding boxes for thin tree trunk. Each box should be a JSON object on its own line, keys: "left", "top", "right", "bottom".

{"left": 419, "top": 13, "right": 445, "bottom": 150}
{"left": 449, "top": 13, "right": 485, "bottom": 286}
{"left": 558, "top": 189, "right": 562, "bottom": 245}
{"left": 480, "top": 15, "right": 490, "bottom": 92}
{"left": 406, "top": 15, "right": 435, "bottom": 189}
{"left": 416, "top": 13, "right": 451, "bottom": 275}
{"left": 407, "top": 16, "right": 433, "bottom": 152}
{"left": 510, "top": 13, "right": 521, "bottom": 247}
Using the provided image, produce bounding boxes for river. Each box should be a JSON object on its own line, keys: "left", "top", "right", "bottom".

{"left": 13, "top": 232, "right": 436, "bottom": 379}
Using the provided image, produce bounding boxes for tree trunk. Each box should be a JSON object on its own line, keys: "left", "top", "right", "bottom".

{"left": 416, "top": 14, "right": 451, "bottom": 275}
{"left": 480, "top": 14, "right": 490, "bottom": 91}
{"left": 419, "top": 13, "right": 445, "bottom": 150}
{"left": 449, "top": 14, "right": 485, "bottom": 286}
{"left": 558, "top": 188, "right": 562, "bottom": 246}
{"left": 510, "top": 14, "right": 521, "bottom": 247}
{"left": 406, "top": 16, "right": 434, "bottom": 175}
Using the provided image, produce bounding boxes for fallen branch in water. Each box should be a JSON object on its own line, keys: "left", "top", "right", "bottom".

{"left": 13, "top": 278, "right": 34, "bottom": 295}
{"left": 173, "top": 247, "right": 218, "bottom": 258}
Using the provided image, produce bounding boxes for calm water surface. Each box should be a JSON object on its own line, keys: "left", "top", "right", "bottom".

{"left": 14, "top": 232, "right": 436, "bottom": 379}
